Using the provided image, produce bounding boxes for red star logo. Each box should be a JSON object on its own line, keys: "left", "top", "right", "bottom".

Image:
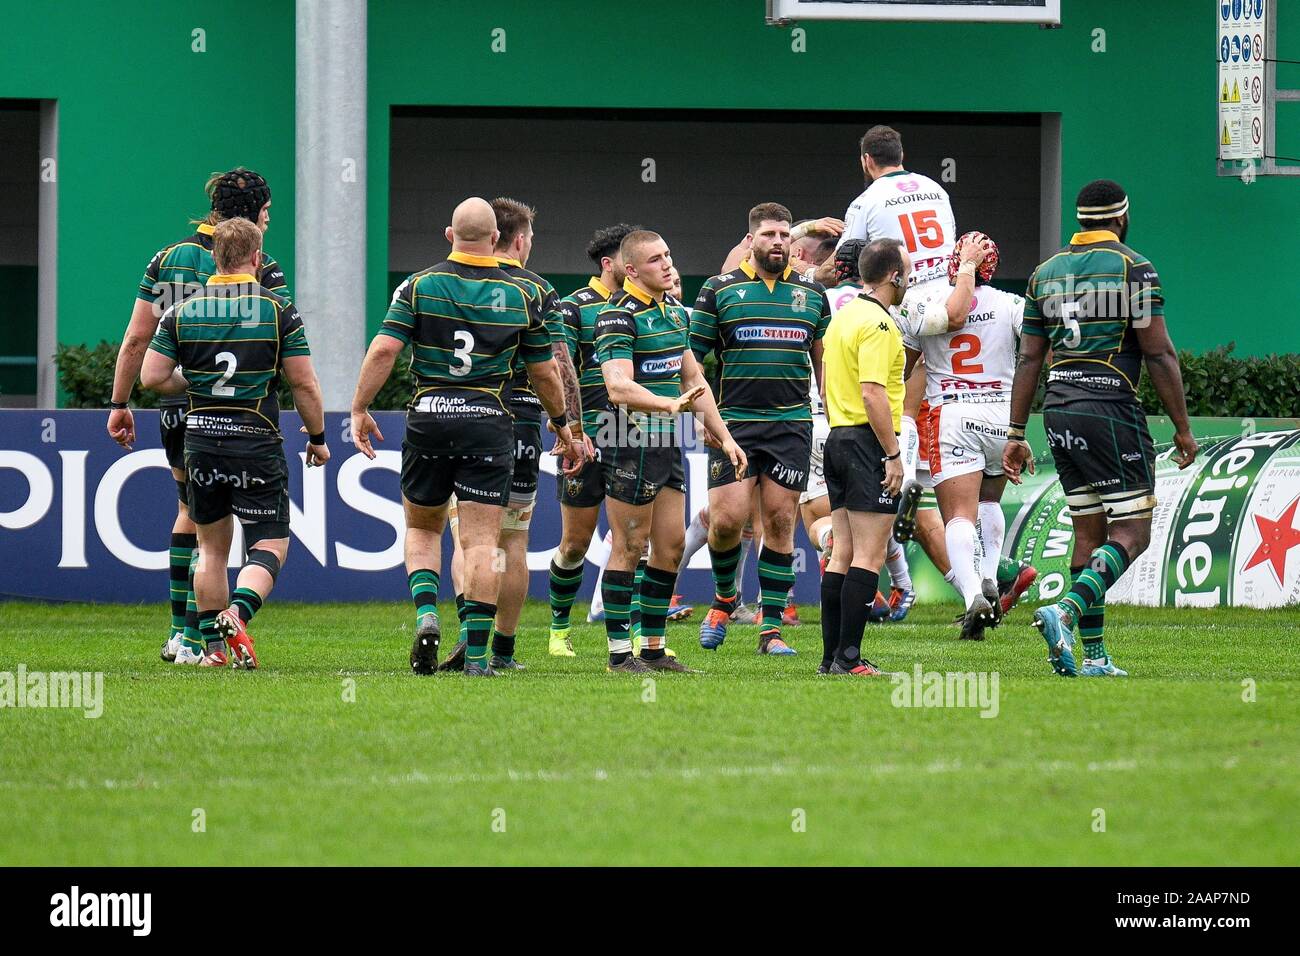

{"left": 1242, "top": 495, "right": 1300, "bottom": 586}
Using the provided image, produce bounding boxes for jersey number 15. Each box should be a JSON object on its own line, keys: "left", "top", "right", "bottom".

{"left": 897, "top": 211, "right": 945, "bottom": 254}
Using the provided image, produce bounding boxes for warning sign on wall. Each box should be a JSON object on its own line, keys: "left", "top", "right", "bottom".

{"left": 1219, "top": 0, "right": 1267, "bottom": 162}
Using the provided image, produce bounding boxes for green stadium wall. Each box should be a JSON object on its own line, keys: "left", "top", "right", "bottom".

{"left": 2, "top": 1, "right": 1296, "bottom": 404}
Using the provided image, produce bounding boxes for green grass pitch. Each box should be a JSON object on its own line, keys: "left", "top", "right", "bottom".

{"left": 1, "top": 599, "right": 1297, "bottom": 866}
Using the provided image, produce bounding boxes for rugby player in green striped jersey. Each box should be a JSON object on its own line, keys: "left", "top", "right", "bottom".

{"left": 108, "top": 168, "right": 288, "bottom": 664}
{"left": 349, "top": 198, "right": 584, "bottom": 677}
{"left": 436, "top": 197, "right": 585, "bottom": 672}
{"left": 1005, "top": 179, "right": 1197, "bottom": 679}
{"left": 546, "top": 223, "right": 636, "bottom": 656}
{"left": 690, "top": 203, "right": 831, "bottom": 656}
{"left": 594, "top": 230, "right": 746, "bottom": 674}
{"left": 141, "top": 217, "right": 327, "bottom": 669}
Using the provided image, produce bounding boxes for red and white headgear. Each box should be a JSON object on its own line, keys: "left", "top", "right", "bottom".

{"left": 947, "top": 231, "right": 999, "bottom": 285}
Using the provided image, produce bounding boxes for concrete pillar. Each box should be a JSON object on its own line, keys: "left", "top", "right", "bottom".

{"left": 296, "top": 0, "right": 367, "bottom": 412}
{"left": 37, "top": 99, "right": 58, "bottom": 408}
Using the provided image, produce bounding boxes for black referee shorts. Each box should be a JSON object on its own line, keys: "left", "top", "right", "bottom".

{"left": 824, "top": 424, "right": 899, "bottom": 514}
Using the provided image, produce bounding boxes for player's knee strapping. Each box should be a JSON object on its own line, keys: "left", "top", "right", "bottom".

{"left": 245, "top": 547, "right": 282, "bottom": 583}
{"left": 232, "top": 548, "right": 280, "bottom": 625}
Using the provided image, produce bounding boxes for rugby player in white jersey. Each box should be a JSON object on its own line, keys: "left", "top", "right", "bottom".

{"left": 903, "top": 232, "right": 1023, "bottom": 639}
{"left": 808, "top": 125, "right": 960, "bottom": 574}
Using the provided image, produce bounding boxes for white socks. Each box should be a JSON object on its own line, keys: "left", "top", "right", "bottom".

{"left": 900, "top": 415, "right": 919, "bottom": 484}
{"left": 944, "top": 517, "right": 981, "bottom": 608}
{"left": 886, "top": 536, "right": 912, "bottom": 590}
{"left": 817, "top": 523, "right": 833, "bottom": 555}
{"left": 977, "top": 502, "right": 1005, "bottom": 583}
{"left": 588, "top": 529, "right": 614, "bottom": 616}
{"left": 683, "top": 508, "right": 710, "bottom": 566}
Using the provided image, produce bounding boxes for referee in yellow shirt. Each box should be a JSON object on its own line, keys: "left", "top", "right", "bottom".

{"left": 820, "top": 238, "right": 911, "bottom": 675}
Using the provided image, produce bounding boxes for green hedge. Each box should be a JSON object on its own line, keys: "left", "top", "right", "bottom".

{"left": 56, "top": 339, "right": 1299, "bottom": 419}
{"left": 55, "top": 341, "right": 414, "bottom": 411}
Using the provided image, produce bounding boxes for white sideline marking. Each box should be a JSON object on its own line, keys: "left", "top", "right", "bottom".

{"left": 0, "top": 757, "right": 1147, "bottom": 793}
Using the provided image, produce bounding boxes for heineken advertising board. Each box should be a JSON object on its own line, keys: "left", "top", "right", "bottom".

{"left": 907, "top": 417, "right": 1300, "bottom": 609}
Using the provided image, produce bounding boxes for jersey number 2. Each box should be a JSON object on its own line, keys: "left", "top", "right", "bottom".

{"left": 950, "top": 334, "right": 984, "bottom": 375}
{"left": 450, "top": 330, "right": 474, "bottom": 377}
{"left": 897, "top": 211, "right": 945, "bottom": 254}
{"left": 212, "top": 351, "right": 238, "bottom": 397}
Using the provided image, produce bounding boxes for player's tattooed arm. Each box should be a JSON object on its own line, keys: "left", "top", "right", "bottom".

{"left": 552, "top": 339, "right": 582, "bottom": 422}
{"left": 526, "top": 356, "right": 585, "bottom": 469}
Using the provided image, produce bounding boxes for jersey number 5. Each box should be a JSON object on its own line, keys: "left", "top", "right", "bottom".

{"left": 450, "top": 330, "right": 474, "bottom": 377}
{"left": 897, "top": 211, "right": 945, "bottom": 254}
{"left": 950, "top": 334, "right": 984, "bottom": 375}
{"left": 1059, "top": 301, "right": 1082, "bottom": 348}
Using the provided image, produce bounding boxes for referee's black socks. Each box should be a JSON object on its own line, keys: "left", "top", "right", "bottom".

{"left": 838, "top": 567, "right": 879, "bottom": 665}
{"left": 820, "top": 571, "right": 845, "bottom": 667}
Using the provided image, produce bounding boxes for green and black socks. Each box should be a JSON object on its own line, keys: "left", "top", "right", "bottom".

{"left": 198, "top": 609, "right": 223, "bottom": 652}
{"left": 1069, "top": 566, "right": 1109, "bottom": 661}
{"left": 1059, "top": 541, "right": 1129, "bottom": 632}
{"left": 637, "top": 566, "right": 677, "bottom": 659}
{"left": 996, "top": 555, "right": 1021, "bottom": 589}
{"left": 408, "top": 569, "right": 439, "bottom": 626}
{"left": 709, "top": 542, "right": 742, "bottom": 608}
{"left": 601, "top": 569, "right": 635, "bottom": 662}
{"left": 757, "top": 547, "right": 795, "bottom": 634}
{"left": 462, "top": 600, "right": 496, "bottom": 668}
{"left": 631, "top": 556, "right": 648, "bottom": 631}
{"left": 231, "top": 587, "right": 263, "bottom": 625}
{"left": 182, "top": 548, "right": 203, "bottom": 654}
{"left": 491, "top": 630, "right": 516, "bottom": 664}
{"left": 548, "top": 555, "right": 585, "bottom": 628}
{"left": 168, "top": 533, "right": 196, "bottom": 633}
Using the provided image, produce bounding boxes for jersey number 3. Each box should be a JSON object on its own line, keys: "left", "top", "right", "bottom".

{"left": 450, "top": 330, "right": 474, "bottom": 377}
{"left": 897, "top": 211, "right": 945, "bottom": 254}
{"left": 950, "top": 334, "right": 984, "bottom": 375}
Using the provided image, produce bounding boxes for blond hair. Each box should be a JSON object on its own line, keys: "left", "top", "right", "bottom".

{"left": 619, "top": 229, "right": 663, "bottom": 266}
{"left": 212, "top": 217, "right": 263, "bottom": 273}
